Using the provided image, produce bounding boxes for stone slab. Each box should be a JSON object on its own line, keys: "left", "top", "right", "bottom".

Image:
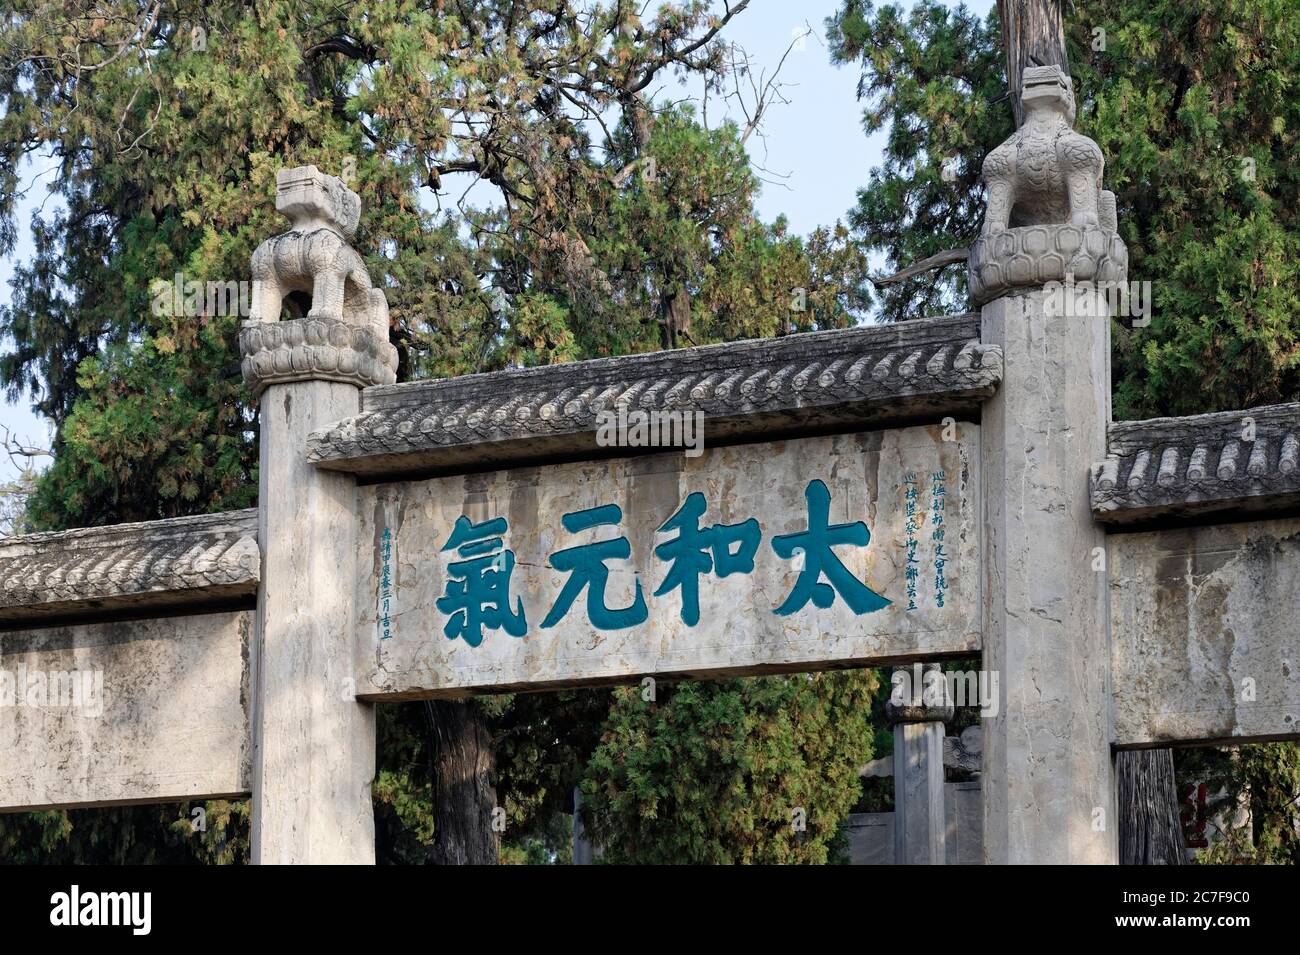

{"left": 844, "top": 813, "right": 895, "bottom": 865}
{"left": 843, "top": 782, "right": 983, "bottom": 865}
{"left": 0, "top": 610, "right": 253, "bottom": 811}
{"left": 355, "top": 426, "right": 981, "bottom": 699}
{"left": 1110, "top": 517, "right": 1300, "bottom": 747}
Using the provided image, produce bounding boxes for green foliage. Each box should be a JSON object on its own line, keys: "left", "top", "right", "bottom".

{"left": 580, "top": 671, "right": 877, "bottom": 864}
{"left": 1178, "top": 744, "right": 1300, "bottom": 865}
{"left": 498, "top": 813, "right": 574, "bottom": 865}
{"left": 1, "top": 1, "right": 868, "bottom": 534}
{"left": 0, "top": 801, "right": 247, "bottom": 864}
{"left": 583, "top": 107, "right": 870, "bottom": 350}
{"left": 829, "top": 0, "right": 1300, "bottom": 420}
{"left": 28, "top": 318, "right": 256, "bottom": 525}
{"left": 1066, "top": 0, "right": 1300, "bottom": 418}
{"left": 828, "top": 0, "right": 1010, "bottom": 321}
{"left": 372, "top": 704, "right": 437, "bottom": 863}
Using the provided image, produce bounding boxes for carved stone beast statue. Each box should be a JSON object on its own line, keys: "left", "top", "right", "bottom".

{"left": 250, "top": 165, "right": 383, "bottom": 327}
{"left": 980, "top": 65, "right": 1115, "bottom": 235}
{"left": 241, "top": 166, "right": 397, "bottom": 394}
{"left": 967, "top": 65, "right": 1127, "bottom": 305}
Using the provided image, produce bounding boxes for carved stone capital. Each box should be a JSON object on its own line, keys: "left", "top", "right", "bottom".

{"left": 886, "top": 663, "right": 955, "bottom": 724}
{"left": 968, "top": 224, "right": 1128, "bottom": 306}
{"left": 240, "top": 317, "right": 398, "bottom": 395}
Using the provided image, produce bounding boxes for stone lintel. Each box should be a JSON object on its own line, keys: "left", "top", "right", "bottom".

{"left": 0, "top": 610, "right": 253, "bottom": 812}
{"left": 1110, "top": 517, "right": 1300, "bottom": 748}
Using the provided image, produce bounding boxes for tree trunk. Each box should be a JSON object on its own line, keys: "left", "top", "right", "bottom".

{"left": 425, "top": 700, "right": 500, "bottom": 864}
{"left": 1117, "top": 749, "right": 1185, "bottom": 864}
{"left": 997, "top": 0, "right": 1069, "bottom": 126}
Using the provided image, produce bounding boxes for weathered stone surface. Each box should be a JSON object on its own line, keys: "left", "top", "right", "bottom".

{"left": 943, "top": 724, "right": 983, "bottom": 775}
{"left": 843, "top": 782, "right": 982, "bottom": 865}
{"left": 980, "top": 288, "right": 1116, "bottom": 863}
{"left": 861, "top": 724, "right": 981, "bottom": 778}
{"left": 968, "top": 225, "right": 1127, "bottom": 306}
{"left": 843, "top": 813, "right": 894, "bottom": 865}
{"left": 274, "top": 164, "right": 360, "bottom": 240}
{"left": 355, "top": 426, "right": 981, "bottom": 699}
{"left": 1091, "top": 402, "right": 1300, "bottom": 524}
{"left": 0, "top": 510, "right": 259, "bottom": 626}
{"left": 251, "top": 378, "right": 376, "bottom": 865}
{"left": 307, "top": 313, "right": 1002, "bottom": 476}
{"left": 886, "top": 661, "right": 955, "bottom": 723}
{"left": 244, "top": 173, "right": 380, "bottom": 863}
{"left": 970, "top": 66, "right": 1126, "bottom": 305}
{"left": 1110, "top": 517, "right": 1300, "bottom": 747}
{"left": 893, "top": 720, "right": 947, "bottom": 864}
{"left": 240, "top": 316, "right": 398, "bottom": 395}
{"left": 945, "top": 781, "right": 984, "bottom": 865}
{"left": 888, "top": 663, "right": 950, "bottom": 864}
{"left": 0, "top": 610, "right": 252, "bottom": 811}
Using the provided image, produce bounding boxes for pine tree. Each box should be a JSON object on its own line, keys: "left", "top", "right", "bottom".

{"left": 829, "top": 0, "right": 1300, "bottom": 419}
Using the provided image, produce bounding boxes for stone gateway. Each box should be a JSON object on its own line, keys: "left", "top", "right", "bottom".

{"left": 2, "top": 71, "right": 1298, "bottom": 865}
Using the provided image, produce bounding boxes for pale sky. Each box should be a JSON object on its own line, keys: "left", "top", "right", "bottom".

{"left": 0, "top": 0, "right": 995, "bottom": 486}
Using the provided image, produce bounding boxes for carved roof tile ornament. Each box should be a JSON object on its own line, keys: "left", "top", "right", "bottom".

{"left": 0, "top": 509, "right": 259, "bottom": 625}
{"left": 241, "top": 165, "right": 398, "bottom": 394}
{"left": 305, "top": 313, "right": 1003, "bottom": 476}
{"left": 943, "top": 725, "right": 983, "bottom": 776}
{"left": 968, "top": 66, "right": 1127, "bottom": 305}
{"left": 1091, "top": 402, "right": 1300, "bottom": 523}
{"left": 858, "top": 726, "right": 982, "bottom": 778}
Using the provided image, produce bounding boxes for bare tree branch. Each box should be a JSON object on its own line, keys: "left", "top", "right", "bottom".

{"left": 0, "top": 425, "right": 52, "bottom": 474}
{"left": 871, "top": 248, "right": 970, "bottom": 287}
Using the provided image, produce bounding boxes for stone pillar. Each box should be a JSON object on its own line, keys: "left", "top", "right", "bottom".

{"left": 887, "top": 663, "right": 952, "bottom": 865}
{"left": 250, "top": 376, "right": 373, "bottom": 863}
{"left": 978, "top": 285, "right": 1115, "bottom": 863}
{"left": 243, "top": 166, "right": 398, "bottom": 864}
{"left": 967, "top": 62, "right": 1126, "bottom": 864}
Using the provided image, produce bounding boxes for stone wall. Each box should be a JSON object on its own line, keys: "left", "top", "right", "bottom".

{"left": 842, "top": 782, "right": 983, "bottom": 865}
